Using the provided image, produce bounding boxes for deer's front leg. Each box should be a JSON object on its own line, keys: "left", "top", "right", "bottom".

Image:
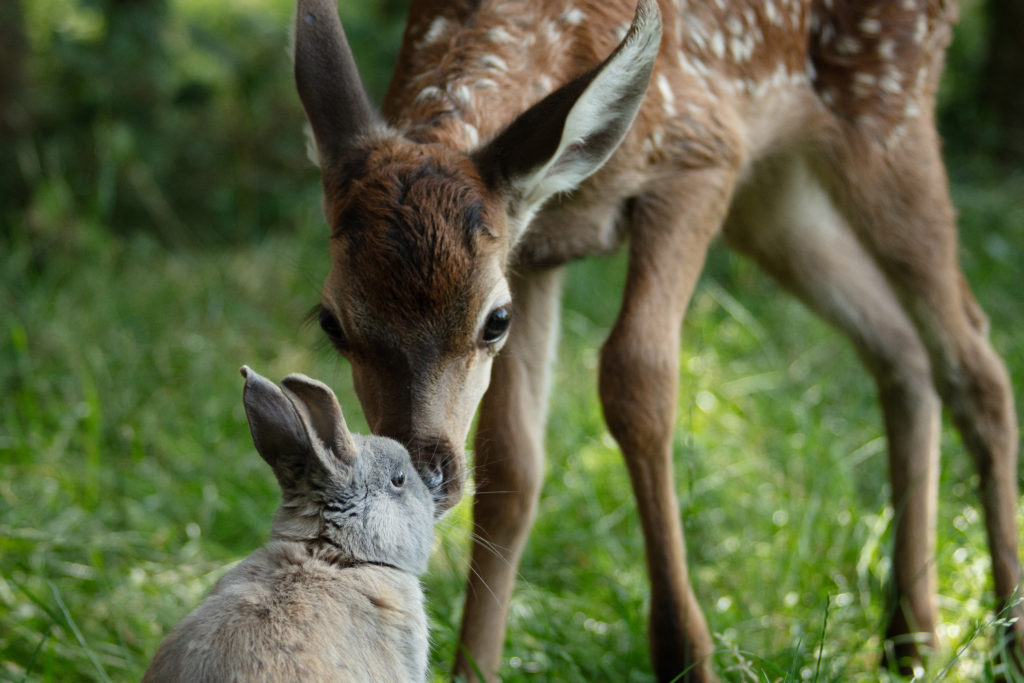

{"left": 598, "top": 172, "right": 734, "bottom": 683}
{"left": 455, "top": 267, "right": 564, "bottom": 681}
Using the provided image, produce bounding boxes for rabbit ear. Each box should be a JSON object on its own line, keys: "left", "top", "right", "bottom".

{"left": 241, "top": 365, "right": 316, "bottom": 491}
{"left": 280, "top": 372, "right": 358, "bottom": 466}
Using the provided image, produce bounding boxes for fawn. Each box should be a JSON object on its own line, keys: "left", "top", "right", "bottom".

{"left": 293, "top": 0, "right": 1021, "bottom": 679}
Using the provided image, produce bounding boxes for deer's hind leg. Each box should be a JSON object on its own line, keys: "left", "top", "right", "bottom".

{"left": 827, "top": 119, "right": 1022, "bottom": 671}
{"left": 725, "top": 151, "right": 942, "bottom": 673}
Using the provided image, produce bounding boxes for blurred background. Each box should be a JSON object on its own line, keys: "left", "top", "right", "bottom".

{"left": 0, "top": 0, "right": 1021, "bottom": 248}
{"left": 0, "top": 0, "right": 409, "bottom": 248}
{"left": 1, "top": 0, "right": 1022, "bottom": 681}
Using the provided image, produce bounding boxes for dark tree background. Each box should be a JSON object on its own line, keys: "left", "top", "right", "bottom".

{"left": 0, "top": 0, "right": 1018, "bottom": 248}
{"left": 981, "top": 0, "right": 1024, "bottom": 158}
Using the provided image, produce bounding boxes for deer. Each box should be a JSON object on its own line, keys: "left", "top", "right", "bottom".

{"left": 292, "top": 0, "right": 1022, "bottom": 680}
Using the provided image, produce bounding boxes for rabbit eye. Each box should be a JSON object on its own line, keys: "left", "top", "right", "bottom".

{"left": 391, "top": 470, "right": 406, "bottom": 488}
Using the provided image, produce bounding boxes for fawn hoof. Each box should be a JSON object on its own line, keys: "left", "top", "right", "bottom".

{"left": 880, "top": 631, "right": 932, "bottom": 678}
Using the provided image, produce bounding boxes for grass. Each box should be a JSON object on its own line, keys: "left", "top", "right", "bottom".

{"left": 2, "top": 157, "right": 1022, "bottom": 682}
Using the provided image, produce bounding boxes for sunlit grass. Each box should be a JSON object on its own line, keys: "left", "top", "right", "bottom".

{"left": 2, "top": 153, "right": 1022, "bottom": 682}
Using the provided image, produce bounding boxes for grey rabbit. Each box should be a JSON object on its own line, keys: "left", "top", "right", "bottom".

{"left": 143, "top": 366, "right": 435, "bottom": 682}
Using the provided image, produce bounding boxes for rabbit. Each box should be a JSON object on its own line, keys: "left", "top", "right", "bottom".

{"left": 142, "top": 366, "right": 435, "bottom": 682}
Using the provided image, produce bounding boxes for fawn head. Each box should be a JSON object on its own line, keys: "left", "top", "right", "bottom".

{"left": 294, "top": 0, "right": 661, "bottom": 511}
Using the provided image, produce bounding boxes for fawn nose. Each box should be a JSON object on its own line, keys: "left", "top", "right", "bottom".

{"left": 423, "top": 463, "right": 444, "bottom": 490}
{"left": 408, "top": 437, "right": 465, "bottom": 513}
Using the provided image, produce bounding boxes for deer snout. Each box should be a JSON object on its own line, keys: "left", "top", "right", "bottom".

{"left": 408, "top": 436, "right": 464, "bottom": 514}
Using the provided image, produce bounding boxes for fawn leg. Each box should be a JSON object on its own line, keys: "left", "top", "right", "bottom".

{"left": 599, "top": 169, "right": 735, "bottom": 683}
{"left": 830, "top": 120, "right": 1023, "bottom": 669}
{"left": 454, "top": 267, "right": 564, "bottom": 681}
{"left": 725, "top": 152, "right": 941, "bottom": 672}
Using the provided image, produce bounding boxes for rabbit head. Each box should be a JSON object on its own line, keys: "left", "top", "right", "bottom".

{"left": 240, "top": 366, "right": 435, "bottom": 575}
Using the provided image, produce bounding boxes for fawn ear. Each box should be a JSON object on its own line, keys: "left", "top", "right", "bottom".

{"left": 280, "top": 372, "right": 359, "bottom": 466}
{"left": 473, "top": 0, "right": 661, "bottom": 242}
{"left": 294, "top": 0, "right": 380, "bottom": 165}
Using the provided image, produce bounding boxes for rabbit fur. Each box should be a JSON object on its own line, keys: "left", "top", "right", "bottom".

{"left": 143, "top": 366, "right": 435, "bottom": 682}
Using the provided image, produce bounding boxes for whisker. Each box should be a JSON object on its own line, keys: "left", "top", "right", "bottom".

{"left": 465, "top": 563, "right": 499, "bottom": 603}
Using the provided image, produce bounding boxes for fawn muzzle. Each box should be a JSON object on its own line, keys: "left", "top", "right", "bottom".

{"left": 406, "top": 436, "right": 463, "bottom": 514}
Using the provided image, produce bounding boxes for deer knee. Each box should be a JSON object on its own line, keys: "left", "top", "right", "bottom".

{"left": 598, "top": 333, "right": 678, "bottom": 455}
{"left": 940, "top": 341, "right": 1018, "bottom": 476}
{"left": 854, "top": 317, "right": 928, "bottom": 390}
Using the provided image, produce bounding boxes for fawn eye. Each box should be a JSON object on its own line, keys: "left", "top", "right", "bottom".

{"left": 319, "top": 308, "right": 345, "bottom": 344}
{"left": 391, "top": 470, "right": 406, "bottom": 488}
{"left": 481, "top": 305, "right": 511, "bottom": 345}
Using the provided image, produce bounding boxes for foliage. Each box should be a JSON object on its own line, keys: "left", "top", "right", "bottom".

{"left": 1, "top": 0, "right": 1014, "bottom": 247}
{"left": 2, "top": 0, "right": 405, "bottom": 246}
{"left": 3, "top": 160, "right": 1022, "bottom": 681}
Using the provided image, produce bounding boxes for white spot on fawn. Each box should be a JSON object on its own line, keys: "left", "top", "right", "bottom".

{"left": 836, "top": 35, "right": 861, "bottom": 55}
{"left": 710, "top": 31, "right": 725, "bottom": 59}
{"left": 414, "top": 86, "right": 444, "bottom": 104}
{"left": 423, "top": 17, "right": 450, "bottom": 45}
{"left": 805, "top": 56, "right": 817, "bottom": 81}
{"left": 485, "top": 27, "right": 515, "bottom": 44}
{"left": 726, "top": 14, "right": 744, "bottom": 36}
{"left": 818, "top": 22, "right": 835, "bottom": 46}
{"left": 560, "top": 7, "right": 586, "bottom": 26}
{"left": 879, "top": 74, "right": 902, "bottom": 94}
{"left": 729, "top": 35, "right": 755, "bottom": 62}
{"left": 479, "top": 54, "right": 509, "bottom": 72}
{"left": 913, "top": 15, "right": 928, "bottom": 43}
{"left": 643, "top": 128, "right": 665, "bottom": 156}
{"left": 877, "top": 38, "right": 896, "bottom": 61}
{"left": 449, "top": 83, "right": 472, "bottom": 109}
{"left": 852, "top": 71, "right": 875, "bottom": 97}
{"left": 461, "top": 121, "right": 480, "bottom": 147}
{"left": 859, "top": 17, "right": 881, "bottom": 35}
{"left": 687, "top": 23, "right": 707, "bottom": 50}
{"left": 543, "top": 21, "right": 561, "bottom": 44}
{"left": 657, "top": 74, "right": 677, "bottom": 117}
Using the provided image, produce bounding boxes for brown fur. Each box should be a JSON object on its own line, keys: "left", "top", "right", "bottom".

{"left": 293, "top": 0, "right": 1021, "bottom": 680}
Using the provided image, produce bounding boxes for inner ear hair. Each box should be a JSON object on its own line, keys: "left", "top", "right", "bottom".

{"left": 281, "top": 374, "right": 359, "bottom": 463}
{"left": 473, "top": 0, "right": 662, "bottom": 223}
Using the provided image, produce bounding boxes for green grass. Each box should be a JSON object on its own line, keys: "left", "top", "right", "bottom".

{"left": 3, "top": 159, "right": 1022, "bottom": 682}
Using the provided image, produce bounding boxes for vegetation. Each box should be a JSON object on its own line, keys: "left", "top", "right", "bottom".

{"left": 2, "top": 0, "right": 1022, "bottom": 681}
